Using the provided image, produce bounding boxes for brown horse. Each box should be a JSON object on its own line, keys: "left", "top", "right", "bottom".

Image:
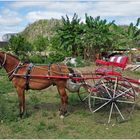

{"left": 0, "top": 51, "right": 77, "bottom": 118}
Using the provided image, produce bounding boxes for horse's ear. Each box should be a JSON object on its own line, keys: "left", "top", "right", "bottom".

{"left": 23, "top": 59, "right": 30, "bottom": 64}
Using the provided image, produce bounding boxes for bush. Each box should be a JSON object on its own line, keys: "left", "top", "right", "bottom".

{"left": 29, "top": 55, "right": 44, "bottom": 64}
{"left": 46, "top": 52, "right": 65, "bottom": 63}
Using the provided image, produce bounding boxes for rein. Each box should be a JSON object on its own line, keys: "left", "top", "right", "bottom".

{"left": 0, "top": 53, "right": 7, "bottom": 67}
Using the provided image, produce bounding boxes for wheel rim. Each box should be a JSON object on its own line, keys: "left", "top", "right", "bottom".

{"left": 78, "top": 84, "right": 91, "bottom": 105}
{"left": 89, "top": 76, "right": 135, "bottom": 124}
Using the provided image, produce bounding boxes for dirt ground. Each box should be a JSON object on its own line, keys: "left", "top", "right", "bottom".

{"left": 74, "top": 64, "right": 96, "bottom": 72}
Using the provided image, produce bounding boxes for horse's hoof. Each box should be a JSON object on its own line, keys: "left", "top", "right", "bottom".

{"left": 60, "top": 115, "right": 64, "bottom": 119}
{"left": 19, "top": 114, "right": 23, "bottom": 119}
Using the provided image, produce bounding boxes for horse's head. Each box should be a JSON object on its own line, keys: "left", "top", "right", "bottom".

{"left": 68, "top": 67, "right": 83, "bottom": 82}
{"left": 0, "top": 51, "right": 20, "bottom": 72}
{"left": 0, "top": 51, "right": 7, "bottom": 68}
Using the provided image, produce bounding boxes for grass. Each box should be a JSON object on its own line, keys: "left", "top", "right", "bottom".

{"left": 0, "top": 69, "right": 14, "bottom": 94}
{"left": 0, "top": 68, "right": 140, "bottom": 138}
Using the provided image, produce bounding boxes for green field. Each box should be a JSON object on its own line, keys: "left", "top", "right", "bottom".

{"left": 0, "top": 68, "right": 140, "bottom": 139}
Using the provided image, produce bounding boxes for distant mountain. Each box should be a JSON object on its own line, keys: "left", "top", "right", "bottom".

{"left": 2, "top": 33, "right": 17, "bottom": 42}
{"left": 21, "top": 18, "right": 62, "bottom": 43}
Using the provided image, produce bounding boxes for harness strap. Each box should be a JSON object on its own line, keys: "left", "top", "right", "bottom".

{"left": 48, "top": 63, "right": 51, "bottom": 76}
{"left": 57, "top": 63, "right": 62, "bottom": 76}
{"left": 8, "top": 62, "right": 23, "bottom": 81}
{"left": 24, "top": 63, "right": 34, "bottom": 90}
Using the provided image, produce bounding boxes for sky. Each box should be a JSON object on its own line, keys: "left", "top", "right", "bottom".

{"left": 0, "top": 0, "right": 140, "bottom": 41}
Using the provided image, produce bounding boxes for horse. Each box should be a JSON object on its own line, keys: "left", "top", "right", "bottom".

{"left": 0, "top": 51, "right": 81, "bottom": 118}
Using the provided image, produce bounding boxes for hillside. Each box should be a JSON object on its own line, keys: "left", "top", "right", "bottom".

{"left": 21, "top": 18, "right": 62, "bottom": 43}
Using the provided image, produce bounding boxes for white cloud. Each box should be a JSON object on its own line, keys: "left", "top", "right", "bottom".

{"left": 10, "top": 1, "right": 48, "bottom": 8}
{"left": 0, "top": 8, "right": 22, "bottom": 26}
{"left": 26, "top": 11, "right": 65, "bottom": 22}
{"left": 10, "top": 1, "right": 140, "bottom": 23}
{"left": 86, "top": 1, "right": 140, "bottom": 17}
{"left": 0, "top": 17, "right": 22, "bottom": 26}
{"left": 0, "top": 7, "right": 24, "bottom": 40}
{"left": 10, "top": 1, "right": 140, "bottom": 17}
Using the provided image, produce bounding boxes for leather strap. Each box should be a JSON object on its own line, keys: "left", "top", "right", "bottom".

{"left": 24, "top": 63, "right": 34, "bottom": 90}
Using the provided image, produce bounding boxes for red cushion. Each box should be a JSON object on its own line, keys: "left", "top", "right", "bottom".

{"left": 109, "top": 56, "right": 128, "bottom": 68}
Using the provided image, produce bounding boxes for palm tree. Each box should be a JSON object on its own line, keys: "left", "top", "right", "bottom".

{"left": 83, "top": 14, "right": 115, "bottom": 60}
{"left": 122, "top": 18, "right": 140, "bottom": 49}
{"left": 56, "top": 13, "right": 84, "bottom": 57}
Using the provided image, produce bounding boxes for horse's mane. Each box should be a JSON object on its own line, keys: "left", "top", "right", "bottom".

{"left": 7, "top": 53, "right": 20, "bottom": 60}
{"left": 0, "top": 51, "right": 20, "bottom": 61}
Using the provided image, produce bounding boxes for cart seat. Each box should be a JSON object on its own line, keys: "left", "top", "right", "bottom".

{"left": 95, "top": 55, "right": 129, "bottom": 76}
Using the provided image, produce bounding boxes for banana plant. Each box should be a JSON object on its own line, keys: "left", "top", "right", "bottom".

{"left": 119, "top": 18, "right": 140, "bottom": 49}
{"left": 56, "top": 13, "right": 84, "bottom": 57}
{"left": 83, "top": 14, "right": 115, "bottom": 60}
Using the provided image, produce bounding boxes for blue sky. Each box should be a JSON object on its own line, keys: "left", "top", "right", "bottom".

{"left": 0, "top": 0, "right": 140, "bottom": 41}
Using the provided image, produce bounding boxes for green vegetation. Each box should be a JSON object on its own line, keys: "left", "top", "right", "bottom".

{"left": 0, "top": 68, "right": 140, "bottom": 139}
{"left": 0, "top": 69, "right": 14, "bottom": 94}
{"left": 3, "top": 14, "right": 140, "bottom": 63}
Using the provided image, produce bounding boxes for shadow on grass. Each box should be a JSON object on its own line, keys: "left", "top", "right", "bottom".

{"left": 27, "top": 98, "right": 89, "bottom": 118}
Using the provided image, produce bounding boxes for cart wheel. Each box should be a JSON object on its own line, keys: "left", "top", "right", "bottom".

{"left": 89, "top": 76, "right": 136, "bottom": 123}
{"left": 78, "top": 83, "right": 91, "bottom": 105}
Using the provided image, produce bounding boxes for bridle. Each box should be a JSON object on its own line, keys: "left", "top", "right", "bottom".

{"left": 0, "top": 52, "right": 23, "bottom": 80}
{"left": 0, "top": 53, "right": 7, "bottom": 68}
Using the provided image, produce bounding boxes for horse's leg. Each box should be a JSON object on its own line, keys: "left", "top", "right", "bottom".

{"left": 16, "top": 87, "right": 25, "bottom": 118}
{"left": 57, "top": 86, "right": 68, "bottom": 118}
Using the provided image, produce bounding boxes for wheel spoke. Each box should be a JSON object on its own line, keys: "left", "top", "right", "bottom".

{"left": 101, "top": 80, "right": 112, "bottom": 98}
{"left": 114, "top": 103, "right": 125, "bottom": 120}
{"left": 92, "top": 100, "right": 111, "bottom": 113}
{"left": 116, "top": 88, "right": 133, "bottom": 98}
{"left": 90, "top": 95, "right": 110, "bottom": 101}
{"left": 116, "top": 99, "right": 135, "bottom": 104}
{"left": 82, "top": 94, "right": 90, "bottom": 101}
{"left": 108, "top": 102, "right": 114, "bottom": 123}
{"left": 113, "top": 77, "right": 118, "bottom": 98}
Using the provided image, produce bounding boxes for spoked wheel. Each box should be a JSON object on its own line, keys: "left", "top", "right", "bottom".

{"left": 78, "top": 83, "right": 91, "bottom": 105}
{"left": 89, "top": 76, "right": 136, "bottom": 124}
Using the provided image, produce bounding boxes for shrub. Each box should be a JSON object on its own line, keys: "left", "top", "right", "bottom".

{"left": 29, "top": 55, "right": 44, "bottom": 64}
{"left": 47, "top": 52, "right": 65, "bottom": 63}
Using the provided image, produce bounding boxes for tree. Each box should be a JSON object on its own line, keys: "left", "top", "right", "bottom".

{"left": 56, "top": 13, "right": 84, "bottom": 57}
{"left": 6, "top": 34, "right": 32, "bottom": 60}
{"left": 33, "top": 35, "right": 48, "bottom": 52}
{"left": 83, "top": 14, "right": 115, "bottom": 60}
{"left": 121, "top": 18, "right": 140, "bottom": 49}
